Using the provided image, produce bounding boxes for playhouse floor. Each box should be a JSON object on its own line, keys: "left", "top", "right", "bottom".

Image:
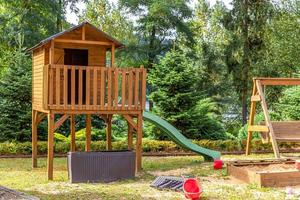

{"left": 0, "top": 154, "right": 297, "bottom": 200}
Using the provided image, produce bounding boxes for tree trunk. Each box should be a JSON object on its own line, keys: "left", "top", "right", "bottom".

{"left": 148, "top": 26, "right": 156, "bottom": 111}
{"left": 241, "top": 0, "right": 250, "bottom": 125}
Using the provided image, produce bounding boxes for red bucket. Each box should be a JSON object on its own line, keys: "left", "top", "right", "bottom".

{"left": 183, "top": 178, "right": 202, "bottom": 200}
{"left": 213, "top": 159, "right": 223, "bottom": 170}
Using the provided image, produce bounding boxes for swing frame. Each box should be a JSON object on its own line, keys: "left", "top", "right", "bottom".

{"left": 246, "top": 78, "right": 300, "bottom": 158}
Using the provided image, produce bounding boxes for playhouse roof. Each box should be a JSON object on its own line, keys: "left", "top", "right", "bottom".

{"left": 28, "top": 21, "right": 124, "bottom": 51}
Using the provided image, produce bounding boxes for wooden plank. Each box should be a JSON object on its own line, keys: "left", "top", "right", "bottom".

{"left": 85, "top": 114, "right": 91, "bottom": 152}
{"left": 128, "top": 70, "right": 133, "bottom": 110}
{"left": 136, "top": 113, "right": 143, "bottom": 172}
{"left": 93, "top": 68, "right": 98, "bottom": 109}
{"left": 47, "top": 112, "right": 54, "bottom": 180}
{"left": 248, "top": 125, "right": 269, "bottom": 132}
{"left": 134, "top": 70, "right": 139, "bottom": 109}
{"left": 141, "top": 67, "right": 147, "bottom": 110}
{"left": 70, "top": 114, "right": 76, "bottom": 152}
{"left": 122, "top": 70, "right": 126, "bottom": 109}
{"left": 49, "top": 68, "right": 53, "bottom": 106}
{"left": 107, "top": 68, "right": 112, "bottom": 109}
{"left": 54, "top": 114, "right": 69, "bottom": 131}
{"left": 78, "top": 68, "right": 83, "bottom": 109}
{"left": 251, "top": 95, "right": 261, "bottom": 102}
{"left": 71, "top": 66, "right": 75, "bottom": 109}
{"left": 255, "top": 78, "right": 300, "bottom": 86}
{"left": 56, "top": 66, "right": 60, "bottom": 107}
{"left": 63, "top": 67, "right": 68, "bottom": 109}
{"left": 86, "top": 68, "right": 90, "bottom": 109}
{"left": 114, "top": 68, "right": 119, "bottom": 109}
{"left": 54, "top": 39, "right": 113, "bottom": 46}
{"left": 32, "top": 110, "right": 37, "bottom": 168}
{"left": 100, "top": 68, "right": 105, "bottom": 109}
{"left": 256, "top": 80, "right": 280, "bottom": 158}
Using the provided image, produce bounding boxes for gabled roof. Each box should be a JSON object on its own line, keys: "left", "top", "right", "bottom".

{"left": 28, "top": 21, "right": 124, "bottom": 51}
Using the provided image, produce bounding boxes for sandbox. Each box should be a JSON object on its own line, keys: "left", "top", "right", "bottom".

{"left": 227, "top": 159, "right": 300, "bottom": 188}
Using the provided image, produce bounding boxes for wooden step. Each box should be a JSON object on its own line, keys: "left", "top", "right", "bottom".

{"left": 251, "top": 95, "right": 261, "bottom": 102}
{"left": 248, "top": 125, "right": 269, "bottom": 132}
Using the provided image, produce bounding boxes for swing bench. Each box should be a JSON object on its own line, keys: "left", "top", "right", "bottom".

{"left": 246, "top": 78, "right": 300, "bottom": 158}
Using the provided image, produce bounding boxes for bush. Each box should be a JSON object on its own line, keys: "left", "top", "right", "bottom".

{"left": 1, "top": 139, "right": 300, "bottom": 156}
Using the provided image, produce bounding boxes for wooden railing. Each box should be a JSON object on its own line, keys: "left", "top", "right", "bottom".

{"left": 46, "top": 65, "right": 146, "bottom": 111}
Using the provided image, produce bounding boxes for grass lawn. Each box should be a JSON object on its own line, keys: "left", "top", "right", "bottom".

{"left": 0, "top": 154, "right": 289, "bottom": 200}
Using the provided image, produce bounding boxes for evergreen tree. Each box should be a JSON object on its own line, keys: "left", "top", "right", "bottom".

{"left": 0, "top": 34, "right": 32, "bottom": 142}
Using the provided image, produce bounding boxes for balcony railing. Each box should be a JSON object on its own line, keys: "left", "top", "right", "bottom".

{"left": 46, "top": 64, "right": 146, "bottom": 111}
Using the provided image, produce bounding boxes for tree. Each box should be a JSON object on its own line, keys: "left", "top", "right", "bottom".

{"left": 119, "top": 0, "right": 194, "bottom": 69}
{"left": 0, "top": 34, "right": 32, "bottom": 142}
{"left": 149, "top": 49, "right": 225, "bottom": 139}
{"left": 223, "top": 0, "right": 273, "bottom": 124}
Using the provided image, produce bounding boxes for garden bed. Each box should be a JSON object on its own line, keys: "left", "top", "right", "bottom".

{"left": 227, "top": 159, "right": 300, "bottom": 187}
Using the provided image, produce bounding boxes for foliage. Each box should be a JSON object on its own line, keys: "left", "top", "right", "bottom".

{"left": 0, "top": 35, "right": 32, "bottom": 142}
{"left": 149, "top": 49, "right": 226, "bottom": 139}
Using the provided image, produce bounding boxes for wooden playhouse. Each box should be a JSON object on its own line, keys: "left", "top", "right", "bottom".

{"left": 29, "top": 22, "right": 147, "bottom": 180}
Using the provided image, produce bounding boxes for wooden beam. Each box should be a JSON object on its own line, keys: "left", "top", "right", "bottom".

{"left": 54, "top": 114, "right": 69, "bottom": 131}
{"left": 82, "top": 25, "right": 85, "bottom": 40}
{"left": 111, "top": 44, "right": 115, "bottom": 67}
{"left": 54, "top": 39, "right": 113, "bottom": 46}
{"left": 32, "top": 110, "right": 38, "bottom": 168}
{"left": 127, "top": 122, "right": 133, "bottom": 150}
{"left": 248, "top": 125, "right": 269, "bottom": 132}
{"left": 106, "top": 115, "right": 113, "bottom": 150}
{"left": 36, "top": 113, "right": 47, "bottom": 125}
{"left": 49, "top": 40, "right": 54, "bottom": 64}
{"left": 70, "top": 114, "right": 76, "bottom": 152}
{"left": 254, "top": 78, "right": 300, "bottom": 86}
{"left": 246, "top": 81, "right": 257, "bottom": 156}
{"left": 85, "top": 114, "right": 91, "bottom": 152}
{"left": 123, "top": 114, "right": 137, "bottom": 130}
{"left": 256, "top": 80, "right": 280, "bottom": 158}
{"left": 47, "top": 112, "right": 54, "bottom": 180}
{"left": 136, "top": 113, "right": 143, "bottom": 172}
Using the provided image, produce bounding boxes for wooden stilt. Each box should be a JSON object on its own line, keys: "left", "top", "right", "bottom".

{"left": 47, "top": 112, "right": 54, "bottom": 180}
{"left": 246, "top": 81, "right": 257, "bottom": 155}
{"left": 86, "top": 114, "right": 91, "bottom": 152}
{"left": 127, "top": 122, "right": 133, "bottom": 150}
{"left": 136, "top": 113, "right": 143, "bottom": 172}
{"left": 70, "top": 114, "right": 76, "bottom": 152}
{"left": 32, "top": 110, "right": 38, "bottom": 168}
{"left": 106, "top": 115, "right": 112, "bottom": 150}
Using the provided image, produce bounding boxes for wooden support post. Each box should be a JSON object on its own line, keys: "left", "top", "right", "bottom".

{"left": 256, "top": 80, "right": 280, "bottom": 158}
{"left": 136, "top": 113, "right": 143, "bottom": 172}
{"left": 106, "top": 115, "right": 112, "bottom": 150}
{"left": 32, "top": 110, "right": 38, "bottom": 168}
{"left": 86, "top": 114, "right": 91, "bottom": 152}
{"left": 246, "top": 81, "right": 257, "bottom": 156}
{"left": 70, "top": 114, "right": 76, "bottom": 152}
{"left": 127, "top": 122, "right": 133, "bottom": 150}
{"left": 47, "top": 112, "right": 54, "bottom": 180}
{"left": 111, "top": 44, "right": 115, "bottom": 67}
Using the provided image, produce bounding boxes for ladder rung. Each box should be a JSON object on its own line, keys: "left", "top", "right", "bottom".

{"left": 251, "top": 95, "right": 261, "bottom": 102}
{"left": 248, "top": 125, "right": 269, "bottom": 132}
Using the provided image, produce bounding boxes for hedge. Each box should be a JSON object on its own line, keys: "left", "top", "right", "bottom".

{"left": 0, "top": 139, "right": 299, "bottom": 156}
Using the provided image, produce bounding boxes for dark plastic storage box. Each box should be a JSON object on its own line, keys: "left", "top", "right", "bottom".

{"left": 67, "top": 151, "right": 136, "bottom": 183}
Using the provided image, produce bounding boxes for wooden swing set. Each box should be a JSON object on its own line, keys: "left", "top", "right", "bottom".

{"left": 246, "top": 78, "right": 300, "bottom": 158}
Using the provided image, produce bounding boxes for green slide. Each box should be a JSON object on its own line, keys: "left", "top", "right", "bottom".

{"left": 143, "top": 112, "right": 221, "bottom": 161}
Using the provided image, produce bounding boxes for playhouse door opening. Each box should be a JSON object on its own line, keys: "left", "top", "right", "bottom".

{"left": 64, "top": 49, "right": 88, "bottom": 105}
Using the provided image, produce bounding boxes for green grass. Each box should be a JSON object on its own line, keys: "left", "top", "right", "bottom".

{"left": 0, "top": 154, "right": 287, "bottom": 200}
